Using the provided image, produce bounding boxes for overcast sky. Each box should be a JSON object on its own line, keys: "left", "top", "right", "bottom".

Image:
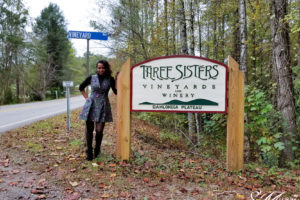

{"left": 23, "top": 0, "right": 111, "bottom": 57}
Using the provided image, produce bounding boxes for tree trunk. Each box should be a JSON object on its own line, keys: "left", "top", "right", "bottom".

{"left": 197, "top": 1, "right": 202, "bottom": 56}
{"left": 232, "top": 1, "right": 240, "bottom": 63}
{"left": 206, "top": 21, "right": 210, "bottom": 58}
{"left": 189, "top": 0, "right": 195, "bottom": 56}
{"left": 239, "top": 0, "right": 248, "bottom": 84}
{"left": 189, "top": 0, "right": 198, "bottom": 142}
{"left": 179, "top": 0, "right": 194, "bottom": 140}
{"left": 195, "top": 113, "right": 202, "bottom": 146}
{"left": 179, "top": 0, "right": 188, "bottom": 55}
{"left": 270, "top": 0, "right": 297, "bottom": 163}
{"left": 250, "top": 18, "right": 256, "bottom": 82}
{"left": 220, "top": 16, "right": 225, "bottom": 62}
{"left": 164, "top": 0, "right": 169, "bottom": 56}
{"left": 156, "top": 0, "right": 159, "bottom": 29}
{"left": 172, "top": 0, "right": 176, "bottom": 55}
{"left": 16, "top": 74, "right": 20, "bottom": 102}
{"left": 213, "top": 1, "right": 218, "bottom": 60}
{"left": 15, "top": 54, "right": 20, "bottom": 103}
{"left": 298, "top": 3, "right": 300, "bottom": 67}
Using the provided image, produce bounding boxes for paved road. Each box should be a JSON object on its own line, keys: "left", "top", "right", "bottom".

{"left": 0, "top": 96, "right": 85, "bottom": 134}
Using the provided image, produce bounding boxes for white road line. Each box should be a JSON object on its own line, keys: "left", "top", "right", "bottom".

{"left": 0, "top": 109, "right": 66, "bottom": 129}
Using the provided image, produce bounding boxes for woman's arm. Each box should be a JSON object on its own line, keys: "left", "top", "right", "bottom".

{"left": 79, "top": 75, "right": 92, "bottom": 99}
{"left": 111, "top": 75, "right": 118, "bottom": 95}
{"left": 81, "top": 90, "right": 89, "bottom": 99}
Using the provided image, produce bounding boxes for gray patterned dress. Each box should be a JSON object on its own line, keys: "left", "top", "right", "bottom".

{"left": 80, "top": 75, "right": 114, "bottom": 122}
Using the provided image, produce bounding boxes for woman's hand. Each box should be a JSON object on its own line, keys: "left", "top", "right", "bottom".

{"left": 81, "top": 90, "right": 89, "bottom": 99}
{"left": 115, "top": 71, "right": 120, "bottom": 81}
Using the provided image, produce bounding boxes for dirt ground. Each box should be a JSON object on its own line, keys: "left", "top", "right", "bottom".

{"left": 0, "top": 95, "right": 299, "bottom": 200}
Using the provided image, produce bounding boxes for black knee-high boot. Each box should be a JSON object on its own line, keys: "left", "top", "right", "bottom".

{"left": 85, "top": 121, "right": 94, "bottom": 161}
{"left": 94, "top": 131, "right": 103, "bottom": 158}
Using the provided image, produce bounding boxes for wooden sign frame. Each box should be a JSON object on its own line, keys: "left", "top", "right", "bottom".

{"left": 116, "top": 56, "right": 244, "bottom": 171}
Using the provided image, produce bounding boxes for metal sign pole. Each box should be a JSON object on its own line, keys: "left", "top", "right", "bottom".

{"left": 86, "top": 39, "right": 90, "bottom": 95}
{"left": 63, "top": 81, "right": 73, "bottom": 131}
{"left": 66, "top": 86, "right": 71, "bottom": 131}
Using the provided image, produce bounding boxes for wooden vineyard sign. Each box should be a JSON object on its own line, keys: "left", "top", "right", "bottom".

{"left": 116, "top": 56, "right": 244, "bottom": 171}
{"left": 131, "top": 56, "right": 228, "bottom": 113}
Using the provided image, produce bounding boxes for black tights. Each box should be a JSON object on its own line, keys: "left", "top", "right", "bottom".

{"left": 85, "top": 121, "right": 105, "bottom": 159}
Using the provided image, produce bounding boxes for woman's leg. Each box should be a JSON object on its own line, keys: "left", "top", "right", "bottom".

{"left": 94, "top": 122, "right": 105, "bottom": 158}
{"left": 85, "top": 121, "right": 94, "bottom": 160}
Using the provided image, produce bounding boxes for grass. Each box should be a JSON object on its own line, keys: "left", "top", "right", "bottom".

{"left": 69, "top": 139, "right": 83, "bottom": 147}
{"left": 26, "top": 142, "right": 43, "bottom": 152}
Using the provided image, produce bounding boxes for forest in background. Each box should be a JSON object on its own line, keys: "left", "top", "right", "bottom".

{"left": 0, "top": 1, "right": 107, "bottom": 103}
{"left": 1, "top": 0, "right": 299, "bottom": 168}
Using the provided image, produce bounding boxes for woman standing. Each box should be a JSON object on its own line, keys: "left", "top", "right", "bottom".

{"left": 79, "top": 60, "right": 117, "bottom": 161}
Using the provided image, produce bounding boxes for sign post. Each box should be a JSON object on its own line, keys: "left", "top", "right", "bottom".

{"left": 67, "top": 30, "right": 108, "bottom": 95}
{"left": 227, "top": 56, "right": 244, "bottom": 171}
{"left": 86, "top": 39, "right": 90, "bottom": 94}
{"left": 116, "top": 59, "right": 131, "bottom": 160}
{"left": 63, "top": 81, "right": 74, "bottom": 131}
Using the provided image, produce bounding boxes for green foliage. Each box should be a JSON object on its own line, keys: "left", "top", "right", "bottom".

{"left": 159, "top": 130, "right": 181, "bottom": 143}
{"left": 34, "top": 3, "right": 71, "bottom": 88}
{"left": 3, "top": 87, "right": 14, "bottom": 104}
{"left": 133, "top": 151, "right": 149, "bottom": 166}
{"left": 136, "top": 112, "right": 187, "bottom": 132}
{"left": 0, "top": 0, "right": 28, "bottom": 104}
{"left": 26, "top": 142, "right": 43, "bottom": 152}
{"left": 69, "top": 139, "right": 83, "bottom": 147}
{"left": 202, "top": 114, "right": 227, "bottom": 137}
{"left": 196, "top": 114, "right": 227, "bottom": 157}
{"left": 292, "top": 65, "right": 300, "bottom": 139}
{"left": 245, "top": 85, "right": 285, "bottom": 166}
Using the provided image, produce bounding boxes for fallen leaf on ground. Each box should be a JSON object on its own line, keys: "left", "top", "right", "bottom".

{"left": 236, "top": 193, "right": 245, "bottom": 199}
{"left": 120, "top": 191, "right": 127, "bottom": 197}
{"left": 92, "top": 163, "right": 98, "bottom": 167}
{"left": 8, "top": 181, "right": 18, "bottom": 186}
{"left": 65, "top": 188, "right": 73, "bottom": 194}
{"left": 98, "top": 183, "right": 106, "bottom": 189}
{"left": 101, "top": 193, "right": 110, "bottom": 198}
{"left": 31, "top": 189, "right": 45, "bottom": 194}
{"left": 38, "top": 178, "right": 46, "bottom": 184}
{"left": 54, "top": 139, "right": 67, "bottom": 143}
{"left": 12, "top": 170, "right": 20, "bottom": 174}
{"left": 65, "top": 192, "right": 80, "bottom": 200}
{"left": 24, "top": 181, "right": 34, "bottom": 188}
{"left": 108, "top": 163, "right": 116, "bottom": 167}
{"left": 36, "top": 194, "right": 46, "bottom": 199}
{"left": 69, "top": 181, "right": 79, "bottom": 187}
{"left": 148, "top": 183, "right": 157, "bottom": 187}
{"left": 143, "top": 177, "right": 150, "bottom": 183}
{"left": 112, "top": 193, "right": 119, "bottom": 198}
{"left": 191, "top": 188, "right": 200, "bottom": 195}
{"left": 110, "top": 173, "right": 116, "bottom": 178}
{"left": 179, "top": 187, "right": 188, "bottom": 193}
{"left": 1, "top": 159, "right": 9, "bottom": 167}
{"left": 70, "top": 168, "right": 76, "bottom": 172}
